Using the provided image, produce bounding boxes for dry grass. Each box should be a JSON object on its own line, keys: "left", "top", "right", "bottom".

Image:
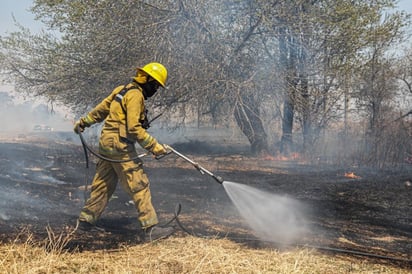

{"left": 0, "top": 230, "right": 409, "bottom": 274}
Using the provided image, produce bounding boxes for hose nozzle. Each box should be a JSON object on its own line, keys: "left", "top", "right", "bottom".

{"left": 213, "top": 175, "right": 224, "bottom": 184}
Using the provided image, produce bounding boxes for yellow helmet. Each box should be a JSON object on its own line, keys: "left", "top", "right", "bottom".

{"left": 137, "top": 62, "right": 167, "bottom": 88}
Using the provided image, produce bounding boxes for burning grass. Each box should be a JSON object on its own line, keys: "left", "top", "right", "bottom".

{"left": 344, "top": 172, "right": 362, "bottom": 179}
{"left": 0, "top": 230, "right": 410, "bottom": 274}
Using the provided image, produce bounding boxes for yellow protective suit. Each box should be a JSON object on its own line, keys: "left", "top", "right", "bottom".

{"left": 79, "top": 82, "right": 161, "bottom": 229}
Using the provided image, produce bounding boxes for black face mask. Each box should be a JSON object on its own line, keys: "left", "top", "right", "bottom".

{"left": 141, "top": 81, "right": 159, "bottom": 99}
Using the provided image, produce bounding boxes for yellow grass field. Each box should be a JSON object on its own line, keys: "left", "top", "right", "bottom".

{"left": 0, "top": 232, "right": 410, "bottom": 274}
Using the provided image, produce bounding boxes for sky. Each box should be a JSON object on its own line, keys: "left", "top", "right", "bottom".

{"left": 0, "top": 0, "right": 41, "bottom": 34}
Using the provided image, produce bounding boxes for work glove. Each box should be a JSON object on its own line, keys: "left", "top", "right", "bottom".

{"left": 73, "top": 118, "right": 89, "bottom": 134}
{"left": 151, "top": 143, "right": 168, "bottom": 156}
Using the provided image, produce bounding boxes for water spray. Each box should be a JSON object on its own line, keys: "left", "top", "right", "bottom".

{"left": 164, "top": 145, "right": 224, "bottom": 184}
{"left": 162, "top": 145, "right": 310, "bottom": 244}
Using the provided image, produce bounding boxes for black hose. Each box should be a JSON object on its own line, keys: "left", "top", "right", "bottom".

{"left": 80, "top": 132, "right": 90, "bottom": 168}
{"left": 300, "top": 244, "right": 411, "bottom": 263}
{"left": 158, "top": 204, "right": 181, "bottom": 228}
{"left": 77, "top": 125, "right": 144, "bottom": 166}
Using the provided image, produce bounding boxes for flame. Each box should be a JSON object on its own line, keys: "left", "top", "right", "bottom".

{"left": 344, "top": 172, "right": 361, "bottom": 179}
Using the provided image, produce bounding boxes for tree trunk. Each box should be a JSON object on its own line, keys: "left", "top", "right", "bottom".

{"left": 280, "top": 96, "right": 294, "bottom": 155}
{"left": 301, "top": 77, "right": 311, "bottom": 152}
{"left": 300, "top": 48, "right": 311, "bottom": 152}
{"left": 234, "top": 99, "right": 268, "bottom": 155}
{"left": 279, "top": 27, "right": 297, "bottom": 155}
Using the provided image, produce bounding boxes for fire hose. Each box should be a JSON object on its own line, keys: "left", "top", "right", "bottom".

{"left": 77, "top": 127, "right": 223, "bottom": 235}
{"left": 77, "top": 126, "right": 224, "bottom": 228}
{"left": 77, "top": 125, "right": 150, "bottom": 168}
{"left": 77, "top": 124, "right": 224, "bottom": 183}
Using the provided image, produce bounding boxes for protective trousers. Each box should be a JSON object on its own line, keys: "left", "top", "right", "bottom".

{"left": 79, "top": 156, "right": 158, "bottom": 229}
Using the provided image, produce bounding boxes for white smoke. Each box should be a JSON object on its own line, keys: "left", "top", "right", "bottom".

{"left": 0, "top": 90, "right": 73, "bottom": 132}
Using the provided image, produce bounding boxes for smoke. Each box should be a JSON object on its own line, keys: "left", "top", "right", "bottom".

{"left": 223, "top": 181, "right": 310, "bottom": 244}
{"left": 0, "top": 142, "right": 70, "bottom": 222}
{"left": 0, "top": 91, "right": 73, "bottom": 132}
{"left": 0, "top": 179, "right": 54, "bottom": 222}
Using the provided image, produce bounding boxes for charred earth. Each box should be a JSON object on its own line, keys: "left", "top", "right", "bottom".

{"left": 0, "top": 131, "right": 410, "bottom": 267}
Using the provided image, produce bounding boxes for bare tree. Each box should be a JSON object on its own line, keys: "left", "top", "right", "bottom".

{"left": 0, "top": 0, "right": 410, "bottom": 161}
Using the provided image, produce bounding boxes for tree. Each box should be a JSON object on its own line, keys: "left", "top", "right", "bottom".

{"left": 254, "top": 0, "right": 407, "bottom": 156}
{"left": 0, "top": 0, "right": 410, "bottom": 159}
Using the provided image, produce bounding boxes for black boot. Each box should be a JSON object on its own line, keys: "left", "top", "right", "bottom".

{"left": 143, "top": 225, "right": 174, "bottom": 242}
{"left": 76, "top": 220, "right": 106, "bottom": 233}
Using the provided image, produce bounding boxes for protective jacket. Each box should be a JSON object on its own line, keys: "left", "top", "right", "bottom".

{"left": 83, "top": 82, "right": 159, "bottom": 156}
{"left": 78, "top": 82, "right": 161, "bottom": 229}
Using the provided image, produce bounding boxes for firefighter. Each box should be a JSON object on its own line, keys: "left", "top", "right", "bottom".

{"left": 73, "top": 62, "right": 174, "bottom": 241}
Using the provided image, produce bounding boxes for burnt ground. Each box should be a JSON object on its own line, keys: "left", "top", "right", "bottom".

{"left": 0, "top": 132, "right": 411, "bottom": 267}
